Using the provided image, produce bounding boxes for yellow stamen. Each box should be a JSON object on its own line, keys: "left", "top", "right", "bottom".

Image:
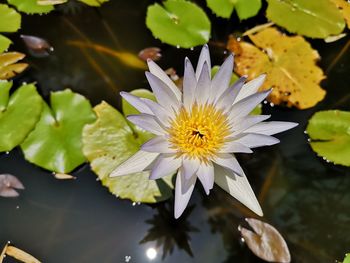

{"left": 168, "top": 103, "right": 231, "bottom": 162}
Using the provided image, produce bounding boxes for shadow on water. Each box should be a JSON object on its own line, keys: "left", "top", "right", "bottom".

{"left": 0, "top": 0, "right": 350, "bottom": 262}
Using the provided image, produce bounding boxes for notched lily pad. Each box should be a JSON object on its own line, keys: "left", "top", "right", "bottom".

{"left": 342, "top": 254, "right": 350, "bottom": 263}
{"left": 240, "top": 218, "right": 291, "bottom": 263}
{"left": 146, "top": 0, "right": 211, "bottom": 48}
{"left": 7, "top": 0, "right": 54, "bottom": 14}
{"left": 82, "top": 101, "right": 173, "bottom": 203}
{"left": 21, "top": 89, "right": 96, "bottom": 173}
{"left": 0, "top": 173, "right": 24, "bottom": 197}
{"left": 306, "top": 110, "right": 350, "bottom": 166}
{"left": 0, "top": 81, "right": 42, "bottom": 152}
{"left": 206, "top": 0, "right": 261, "bottom": 20}
{"left": 234, "top": 27, "right": 326, "bottom": 109}
{"left": 331, "top": 0, "right": 350, "bottom": 29}
{"left": 0, "top": 52, "right": 28, "bottom": 79}
{"left": 266, "top": 0, "right": 345, "bottom": 38}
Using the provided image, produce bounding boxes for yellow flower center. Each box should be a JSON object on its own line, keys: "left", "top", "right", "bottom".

{"left": 168, "top": 103, "right": 231, "bottom": 162}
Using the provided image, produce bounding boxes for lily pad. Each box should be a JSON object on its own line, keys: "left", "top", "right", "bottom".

{"left": 0, "top": 81, "right": 42, "bottom": 152}
{"left": 78, "top": 0, "right": 109, "bottom": 7}
{"left": 234, "top": 27, "right": 326, "bottom": 109}
{"left": 342, "top": 254, "right": 350, "bottom": 263}
{"left": 82, "top": 101, "right": 174, "bottom": 203}
{"left": 7, "top": 0, "right": 54, "bottom": 14}
{"left": 0, "top": 4, "right": 21, "bottom": 32}
{"left": 306, "top": 110, "right": 350, "bottom": 166}
{"left": 0, "top": 52, "right": 28, "bottom": 79}
{"left": 240, "top": 218, "right": 291, "bottom": 263}
{"left": 0, "top": 35, "right": 11, "bottom": 54}
{"left": 146, "top": 0, "right": 211, "bottom": 48}
{"left": 21, "top": 89, "right": 96, "bottom": 173}
{"left": 206, "top": 0, "right": 261, "bottom": 20}
{"left": 266, "top": 0, "right": 345, "bottom": 38}
{"left": 330, "top": 0, "right": 350, "bottom": 29}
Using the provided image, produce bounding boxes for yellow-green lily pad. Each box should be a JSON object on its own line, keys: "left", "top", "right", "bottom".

{"left": 342, "top": 254, "right": 350, "bottom": 263}
{"left": 7, "top": 0, "right": 54, "bottom": 14}
{"left": 206, "top": 0, "right": 261, "bottom": 20}
{"left": 0, "top": 81, "right": 42, "bottom": 152}
{"left": 82, "top": 101, "right": 173, "bottom": 203}
{"left": 0, "top": 4, "right": 21, "bottom": 52}
{"left": 78, "top": 0, "right": 109, "bottom": 7}
{"left": 21, "top": 89, "right": 96, "bottom": 173}
{"left": 146, "top": 0, "right": 211, "bottom": 48}
{"left": 307, "top": 110, "right": 350, "bottom": 166}
{"left": 266, "top": 0, "right": 345, "bottom": 38}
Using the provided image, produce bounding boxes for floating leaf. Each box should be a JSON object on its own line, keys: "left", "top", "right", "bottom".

{"left": 0, "top": 81, "right": 42, "bottom": 152}
{"left": 206, "top": 0, "right": 261, "bottom": 20}
{"left": 0, "top": 52, "right": 28, "bottom": 79}
{"left": 138, "top": 47, "right": 162, "bottom": 62}
{"left": 266, "top": 0, "right": 345, "bottom": 38}
{"left": 7, "top": 0, "right": 53, "bottom": 14}
{"left": 78, "top": 0, "right": 109, "bottom": 7}
{"left": 21, "top": 89, "right": 96, "bottom": 173}
{"left": 330, "top": 0, "right": 350, "bottom": 29}
{"left": 234, "top": 27, "right": 326, "bottom": 109}
{"left": 240, "top": 218, "right": 291, "bottom": 263}
{"left": 0, "top": 174, "right": 24, "bottom": 197}
{"left": 342, "top": 254, "right": 350, "bottom": 263}
{"left": 146, "top": 0, "right": 211, "bottom": 48}
{"left": 82, "top": 101, "right": 174, "bottom": 203}
{"left": 20, "top": 35, "right": 53, "bottom": 57}
{"left": 37, "top": 0, "right": 67, "bottom": 5}
{"left": 0, "top": 35, "right": 11, "bottom": 54}
{"left": 306, "top": 110, "right": 350, "bottom": 166}
{"left": 5, "top": 245, "right": 41, "bottom": 263}
{"left": 0, "top": 4, "right": 21, "bottom": 32}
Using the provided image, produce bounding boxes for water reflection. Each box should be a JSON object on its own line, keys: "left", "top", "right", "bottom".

{"left": 140, "top": 202, "right": 199, "bottom": 260}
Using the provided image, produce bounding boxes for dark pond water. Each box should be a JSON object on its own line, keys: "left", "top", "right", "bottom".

{"left": 1, "top": 0, "right": 350, "bottom": 262}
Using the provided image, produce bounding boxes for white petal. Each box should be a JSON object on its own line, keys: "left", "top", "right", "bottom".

{"left": 110, "top": 150, "right": 159, "bottom": 177}
{"left": 215, "top": 76, "right": 247, "bottom": 110}
{"left": 244, "top": 121, "right": 298, "bottom": 135}
{"left": 212, "top": 153, "right": 244, "bottom": 176}
{"left": 182, "top": 157, "right": 200, "bottom": 180}
{"left": 234, "top": 133, "right": 280, "bottom": 148}
{"left": 120, "top": 91, "right": 153, "bottom": 114}
{"left": 142, "top": 98, "right": 172, "bottom": 126}
{"left": 147, "top": 59, "right": 182, "bottom": 101}
{"left": 232, "top": 115, "right": 271, "bottom": 135}
{"left": 220, "top": 141, "right": 253, "bottom": 153}
{"left": 150, "top": 154, "right": 181, "bottom": 180}
{"left": 196, "top": 61, "right": 211, "bottom": 104}
{"left": 183, "top": 57, "right": 197, "bottom": 111}
{"left": 211, "top": 54, "right": 234, "bottom": 101}
{"left": 235, "top": 74, "right": 266, "bottom": 103}
{"left": 197, "top": 161, "right": 214, "bottom": 195}
{"left": 195, "top": 45, "right": 211, "bottom": 80}
{"left": 127, "top": 114, "right": 165, "bottom": 135}
{"left": 145, "top": 72, "right": 180, "bottom": 111}
{"left": 214, "top": 165, "right": 263, "bottom": 216}
{"left": 229, "top": 89, "right": 271, "bottom": 123}
{"left": 174, "top": 169, "right": 196, "bottom": 219}
{"left": 141, "top": 136, "right": 175, "bottom": 153}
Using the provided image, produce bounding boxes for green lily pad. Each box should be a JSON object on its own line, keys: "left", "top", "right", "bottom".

{"left": 0, "top": 4, "right": 21, "bottom": 32}
{"left": 0, "top": 35, "right": 12, "bottom": 53}
{"left": 21, "top": 89, "right": 96, "bottom": 173}
{"left": 146, "top": 0, "right": 211, "bottom": 48}
{"left": 266, "top": 0, "right": 345, "bottom": 38}
{"left": 343, "top": 254, "right": 350, "bottom": 263}
{"left": 206, "top": 0, "right": 261, "bottom": 20}
{"left": 78, "top": 0, "right": 109, "bottom": 7}
{"left": 82, "top": 101, "right": 174, "bottom": 203}
{"left": 0, "top": 81, "right": 43, "bottom": 152}
{"left": 7, "top": 0, "right": 54, "bottom": 14}
{"left": 122, "top": 89, "right": 155, "bottom": 143}
{"left": 306, "top": 110, "right": 350, "bottom": 166}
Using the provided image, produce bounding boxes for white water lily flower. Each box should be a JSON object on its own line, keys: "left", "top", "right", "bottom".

{"left": 111, "top": 45, "right": 297, "bottom": 218}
